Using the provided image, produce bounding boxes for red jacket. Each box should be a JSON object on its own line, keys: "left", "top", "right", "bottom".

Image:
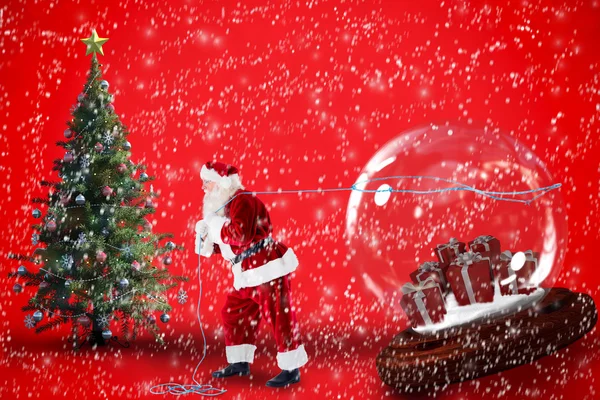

{"left": 203, "top": 189, "right": 299, "bottom": 290}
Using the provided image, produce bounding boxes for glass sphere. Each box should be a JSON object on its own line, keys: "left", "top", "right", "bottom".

{"left": 345, "top": 124, "right": 567, "bottom": 310}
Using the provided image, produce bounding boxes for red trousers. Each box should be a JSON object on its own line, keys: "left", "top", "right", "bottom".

{"left": 221, "top": 274, "right": 308, "bottom": 370}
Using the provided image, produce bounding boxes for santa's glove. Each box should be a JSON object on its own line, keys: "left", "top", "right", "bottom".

{"left": 195, "top": 220, "right": 209, "bottom": 237}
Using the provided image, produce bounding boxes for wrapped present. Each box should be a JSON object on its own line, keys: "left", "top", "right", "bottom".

{"left": 497, "top": 250, "right": 540, "bottom": 295}
{"left": 400, "top": 277, "right": 447, "bottom": 327}
{"left": 446, "top": 251, "right": 495, "bottom": 306}
{"left": 434, "top": 237, "right": 467, "bottom": 265}
{"left": 468, "top": 235, "right": 501, "bottom": 266}
{"left": 409, "top": 261, "right": 449, "bottom": 293}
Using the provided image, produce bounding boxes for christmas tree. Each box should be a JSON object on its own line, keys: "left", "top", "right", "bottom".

{"left": 9, "top": 31, "right": 187, "bottom": 348}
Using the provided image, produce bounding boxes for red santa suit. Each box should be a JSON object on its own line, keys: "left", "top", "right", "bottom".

{"left": 200, "top": 187, "right": 308, "bottom": 371}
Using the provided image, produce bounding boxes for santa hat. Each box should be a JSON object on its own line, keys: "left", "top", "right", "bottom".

{"left": 200, "top": 161, "right": 240, "bottom": 189}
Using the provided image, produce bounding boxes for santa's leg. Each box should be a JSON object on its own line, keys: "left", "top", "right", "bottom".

{"left": 213, "top": 288, "right": 260, "bottom": 378}
{"left": 259, "top": 275, "right": 308, "bottom": 387}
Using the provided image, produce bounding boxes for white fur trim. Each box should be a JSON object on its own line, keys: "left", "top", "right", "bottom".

{"left": 206, "top": 215, "right": 228, "bottom": 245}
{"left": 218, "top": 242, "right": 237, "bottom": 260}
{"left": 277, "top": 344, "right": 308, "bottom": 370}
{"left": 200, "top": 165, "right": 240, "bottom": 189}
{"left": 226, "top": 344, "right": 257, "bottom": 364}
{"left": 232, "top": 248, "right": 299, "bottom": 290}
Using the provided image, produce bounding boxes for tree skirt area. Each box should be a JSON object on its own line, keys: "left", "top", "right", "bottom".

{"left": 1, "top": 322, "right": 599, "bottom": 399}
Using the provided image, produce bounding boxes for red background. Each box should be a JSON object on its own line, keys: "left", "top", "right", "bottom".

{"left": 1, "top": 1, "right": 599, "bottom": 399}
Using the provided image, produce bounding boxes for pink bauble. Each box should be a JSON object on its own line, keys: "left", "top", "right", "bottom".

{"left": 96, "top": 251, "right": 107, "bottom": 263}
{"left": 101, "top": 186, "right": 113, "bottom": 197}
{"left": 117, "top": 163, "right": 127, "bottom": 173}
{"left": 64, "top": 129, "right": 73, "bottom": 139}
{"left": 39, "top": 282, "right": 50, "bottom": 289}
{"left": 94, "top": 142, "right": 104, "bottom": 153}
{"left": 63, "top": 152, "right": 74, "bottom": 163}
{"left": 106, "top": 104, "right": 115, "bottom": 112}
{"left": 46, "top": 221, "right": 57, "bottom": 232}
{"left": 131, "top": 261, "right": 141, "bottom": 271}
{"left": 77, "top": 316, "right": 91, "bottom": 327}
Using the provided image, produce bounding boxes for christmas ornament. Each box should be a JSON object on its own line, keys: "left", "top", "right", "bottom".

{"left": 60, "top": 194, "right": 71, "bottom": 206}
{"left": 101, "top": 186, "right": 113, "bottom": 197}
{"left": 139, "top": 172, "right": 149, "bottom": 182}
{"left": 75, "top": 194, "right": 86, "bottom": 205}
{"left": 100, "top": 80, "right": 109, "bottom": 90}
{"left": 64, "top": 152, "right": 74, "bottom": 163}
{"left": 64, "top": 129, "right": 73, "bottom": 139}
{"left": 145, "top": 198, "right": 154, "bottom": 208}
{"left": 13, "top": 283, "right": 23, "bottom": 294}
{"left": 46, "top": 220, "right": 57, "bottom": 232}
{"left": 24, "top": 314, "right": 36, "bottom": 329}
{"left": 32, "top": 209, "right": 41, "bottom": 218}
{"left": 147, "top": 315, "right": 156, "bottom": 324}
{"left": 163, "top": 256, "right": 172, "bottom": 265}
{"left": 96, "top": 251, "right": 107, "bottom": 263}
{"left": 121, "top": 245, "right": 133, "bottom": 258}
{"left": 117, "top": 163, "right": 127, "bottom": 173}
{"left": 102, "top": 330, "right": 112, "bottom": 340}
{"left": 160, "top": 313, "right": 170, "bottom": 323}
{"left": 119, "top": 278, "right": 129, "bottom": 289}
{"left": 177, "top": 289, "right": 188, "bottom": 305}
{"left": 97, "top": 314, "right": 110, "bottom": 328}
{"left": 39, "top": 282, "right": 50, "bottom": 290}
{"left": 80, "top": 154, "right": 91, "bottom": 170}
{"left": 101, "top": 227, "right": 110, "bottom": 237}
{"left": 143, "top": 219, "right": 152, "bottom": 232}
{"left": 33, "top": 310, "right": 43, "bottom": 322}
{"left": 123, "top": 141, "right": 132, "bottom": 151}
{"left": 17, "top": 265, "right": 27, "bottom": 276}
{"left": 76, "top": 315, "right": 91, "bottom": 327}
{"left": 131, "top": 261, "right": 141, "bottom": 271}
{"left": 106, "top": 104, "right": 115, "bottom": 113}
{"left": 94, "top": 142, "right": 104, "bottom": 153}
{"left": 80, "top": 29, "right": 109, "bottom": 56}
{"left": 165, "top": 241, "right": 176, "bottom": 250}
{"left": 75, "top": 232, "right": 87, "bottom": 248}
{"left": 65, "top": 280, "right": 72, "bottom": 288}
{"left": 31, "top": 233, "right": 39, "bottom": 245}
{"left": 103, "top": 131, "right": 114, "bottom": 146}
{"left": 61, "top": 254, "right": 74, "bottom": 271}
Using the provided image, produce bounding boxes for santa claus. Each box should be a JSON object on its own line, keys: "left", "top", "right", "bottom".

{"left": 195, "top": 161, "right": 308, "bottom": 388}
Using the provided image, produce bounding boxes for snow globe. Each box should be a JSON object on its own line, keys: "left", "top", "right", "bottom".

{"left": 344, "top": 124, "right": 597, "bottom": 392}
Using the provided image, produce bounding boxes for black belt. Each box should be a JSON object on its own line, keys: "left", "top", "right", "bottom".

{"left": 230, "top": 236, "right": 275, "bottom": 265}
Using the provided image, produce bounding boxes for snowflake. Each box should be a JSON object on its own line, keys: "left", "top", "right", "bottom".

{"left": 97, "top": 314, "right": 111, "bottom": 328}
{"left": 103, "top": 131, "right": 114, "bottom": 146}
{"left": 24, "top": 314, "right": 36, "bottom": 329}
{"left": 122, "top": 245, "right": 133, "bottom": 258}
{"left": 32, "top": 233, "right": 39, "bottom": 245}
{"left": 80, "top": 154, "right": 91, "bottom": 170}
{"left": 61, "top": 254, "right": 74, "bottom": 270}
{"left": 177, "top": 289, "right": 188, "bottom": 305}
{"left": 75, "top": 232, "right": 87, "bottom": 247}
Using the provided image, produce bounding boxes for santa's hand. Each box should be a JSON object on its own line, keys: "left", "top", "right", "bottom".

{"left": 195, "top": 220, "right": 209, "bottom": 237}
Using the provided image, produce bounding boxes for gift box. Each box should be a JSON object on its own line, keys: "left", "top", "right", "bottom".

{"left": 400, "top": 277, "right": 447, "bottom": 327}
{"left": 497, "top": 250, "right": 540, "bottom": 295}
{"left": 434, "top": 237, "right": 467, "bottom": 265}
{"left": 409, "top": 261, "right": 449, "bottom": 293}
{"left": 446, "top": 251, "right": 495, "bottom": 306}
{"left": 468, "top": 235, "right": 501, "bottom": 267}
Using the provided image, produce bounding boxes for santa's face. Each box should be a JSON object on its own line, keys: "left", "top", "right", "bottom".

{"left": 202, "top": 180, "right": 231, "bottom": 219}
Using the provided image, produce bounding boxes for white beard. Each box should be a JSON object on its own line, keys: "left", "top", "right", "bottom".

{"left": 202, "top": 184, "right": 239, "bottom": 219}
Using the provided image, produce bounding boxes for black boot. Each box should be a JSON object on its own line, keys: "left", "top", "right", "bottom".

{"left": 212, "top": 362, "right": 250, "bottom": 378}
{"left": 266, "top": 368, "right": 301, "bottom": 388}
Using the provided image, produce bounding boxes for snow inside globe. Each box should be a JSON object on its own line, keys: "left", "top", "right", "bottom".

{"left": 345, "top": 124, "right": 567, "bottom": 331}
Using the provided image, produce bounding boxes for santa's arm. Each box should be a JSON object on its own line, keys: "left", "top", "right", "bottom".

{"left": 206, "top": 197, "right": 255, "bottom": 247}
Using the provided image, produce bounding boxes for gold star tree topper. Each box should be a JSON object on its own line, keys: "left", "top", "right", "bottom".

{"left": 81, "top": 29, "right": 109, "bottom": 56}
